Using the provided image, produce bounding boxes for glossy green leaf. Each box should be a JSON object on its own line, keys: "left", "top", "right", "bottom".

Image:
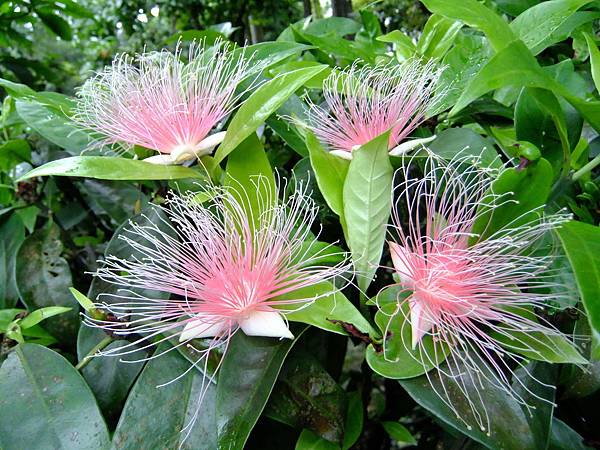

{"left": 37, "top": 11, "right": 73, "bottom": 40}
{"left": 0, "top": 214, "right": 25, "bottom": 309}
{"left": 224, "top": 132, "right": 275, "bottom": 226}
{"left": 584, "top": 32, "right": 600, "bottom": 94}
{"left": 303, "top": 17, "right": 361, "bottom": 37}
{"left": 343, "top": 132, "right": 392, "bottom": 291}
{"left": 15, "top": 99, "right": 92, "bottom": 154}
{"left": 510, "top": 0, "right": 592, "bottom": 55}
{"left": 417, "top": 14, "right": 463, "bottom": 59}
{"left": 69, "top": 287, "right": 95, "bottom": 312}
{"left": 214, "top": 65, "right": 327, "bottom": 163}
{"left": 18, "top": 156, "right": 203, "bottom": 181}
{"left": 342, "top": 392, "right": 363, "bottom": 450}
{"left": 234, "top": 42, "right": 313, "bottom": 72}
{"left": 558, "top": 221, "right": 600, "bottom": 357}
{"left": 111, "top": 343, "right": 217, "bottom": 450}
{"left": 306, "top": 132, "right": 349, "bottom": 216}
{"left": 265, "top": 349, "right": 347, "bottom": 444}
{"left": 421, "top": 0, "right": 516, "bottom": 52}
{"left": 492, "top": 329, "right": 586, "bottom": 364}
{"left": 451, "top": 40, "right": 600, "bottom": 132}
{"left": 15, "top": 223, "right": 79, "bottom": 344}
{"left": 0, "top": 138, "right": 30, "bottom": 171}
{"left": 216, "top": 330, "right": 302, "bottom": 450}
{"left": 0, "top": 308, "right": 23, "bottom": 332}
{"left": 0, "top": 344, "right": 109, "bottom": 450}
{"left": 295, "top": 429, "right": 338, "bottom": 450}
{"left": 549, "top": 418, "right": 593, "bottom": 449}
{"left": 366, "top": 294, "right": 448, "bottom": 379}
{"left": 275, "top": 281, "right": 376, "bottom": 337}
{"left": 381, "top": 421, "right": 416, "bottom": 445}
{"left": 292, "top": 27, "right": 372, "bottom": 62}
{"left": 428, "top": 128, "right": 501, "bottom": 167}
{"left": 77, "top": 326, "right": 146, "bottom": 424}
{"left": 377, "top": 30, "right": 416, "bottom": 60}
{"left": 18, "top": 306, "right": 71, "bottom": 329}
{"left": 471, "top": 158, "right": 554, "bottom": 241}
{"left": 400, "top": 356, "right": 537, "bottom": 450}
{"left": 515, "top": 87, "right": 570, "bottom": 173}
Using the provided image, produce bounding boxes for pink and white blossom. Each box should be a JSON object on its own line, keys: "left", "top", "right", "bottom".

{"left": 379, "top": 152, "right": 582, "bottom": 432}
{"left": 74, "top": 41, "right": 255, "bottom": 164}
{"left": 305, "top": 59, "right": 444, "bottom": 159}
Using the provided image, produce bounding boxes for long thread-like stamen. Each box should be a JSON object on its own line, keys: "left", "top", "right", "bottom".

{"left": 380, "top": 151, "right": 581, "bottom": 433}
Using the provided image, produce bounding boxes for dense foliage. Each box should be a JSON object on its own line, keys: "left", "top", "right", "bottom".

{"left": 1, "top": 1, "right": 600, "bottom": 449}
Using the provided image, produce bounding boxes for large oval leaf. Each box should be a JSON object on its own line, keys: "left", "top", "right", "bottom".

{"left": 275, "top": 281, "right": 376, "bottom": 337}
{"left": 18, "top": 156, "right": 203, "bottom": 181}
{"left": 16, "top": 223, "right": 79, "bottom": 345}
{"left": 111, "top": 343, "right": 217, "bottom": 450}
{"left": 0, "top": 344, "right": 109, "bottom": 450}
{"left": 77, "top": 326, "right": 146, "bottom": 423}
{"left": 216, "top": 329, "right": 303, "bottom": 450}
{"left": 558, "top": 221, "right": 600, "bottom": 358}
{"left": 214, "top": 65, "right": 327, "bottom": 163}
{"left": 342, "top": 132, "right": 393, "bottom": 292}
{"left": 399, "top": 357, "right": 537, "bottom": 450}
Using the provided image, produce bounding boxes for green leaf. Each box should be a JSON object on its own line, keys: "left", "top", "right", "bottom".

{"left": 36, "top": 10, "right": 73, "bottom": 40}
{"left": 377, "top": 30, "right": 417, "bottom": 60}
{"left": 292, "top": 27, "right": 372, "bottom": 62}
{"left": 558, "top": 221, "right": 600, "bottom": 358}
{"left": 224, "top": 133, "right": 275, "bottom": 227}
{"left": 549, "top": 418, "right": 593, "bottom": 449}
{"left": 15, "top": 99, "right": 92, "bottom": 154}
{"left": 343, "top": 132, "right": 393, "bottom": 291}
{"left": 77, "top": 326, "right": 146, "bottom": 424}
{"left": 0, "top": 344, "right": 109, "bottom": 450}
{"left": 18, "top": 306, "right": 71, "bottom": 329}
{"left": 69, "top": 287, "right": 94, "bottom": 312}
{"left": 342, "top": 392, "right": 363, "bottom": 449}
{"left": 15, "top": 223, "right": 79, "bottom": 345}
{"left": 510, "top": 0, "right": 592, "bottom": 55}
{"left": 295, "top": 429, "right": 339, "bottom": 450}
{"left": 451, "top": 40, "right": 600, "bottom": 132}
{"left": 420, "top": 0, "right": 516, "bottom": 52}
{"left": 216, "top": 330, "right": 302, "bottom": 450}
{"left": 214, "top": 65, "right": 327, "bottom": 163}
{"left": 399, "top": 356, "right": 537, "bottom": 450}
{"left": 515, "top": 88, "right": 570, "bottom": 173}
{"left": 584, "top": 32, "right": 600, "bottom": 94}
{"left": 0, "top": 214, "right": 25, "bottom": 308}
{"left": 307, "top": 131, "right": 349, "bottom": 216}
{"left": 0, "top": 77, "right": 35, "bottom": 97}
{"left": 417, "top": 14, "right": 463, "bottom": 59}
{"left": 0, "top": 308, "right": 24, "bottom": 332}
{"left": 366, "top": 289, "right": 448, "bottom": 379}
{"left": 492, "top": 329, "right": 586, "bottom": 364}
{"left": 265, "top": 349, "right": 347, "bottom": 444}
{"left": 0, "top": 138, "right": 30, "bottom": 171}
{"left": 111, "top": 343, "right": 217, "bottom": 450}
{"left": 276, "top": 281, "right": 376, "bottom": 337}
{"left": 303, "top": 17, "right": 362, "bottom": 37}
{"left": 234, "top": 42, "right": 313, "bottom": 72}
{"left": 428, "top": 128, "right": 501, "bottom": 168}
{"left": 381, "top": 421, "right": 416, "bottom": 445}
{"left": 15, "top": 205, "right": 39, "bottom": 233}
{"left": 471, "top": 158, "right": 554, "bottom": 241}
{"left": 18, "top": 156, "right": 204, "bottom": 181}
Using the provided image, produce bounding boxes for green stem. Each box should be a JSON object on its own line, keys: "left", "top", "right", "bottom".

{"left": 75, "top": 335, "right": 113, "bottom": 371}
{"left": 573, "top": 153, "right": 600, "bottom": 181}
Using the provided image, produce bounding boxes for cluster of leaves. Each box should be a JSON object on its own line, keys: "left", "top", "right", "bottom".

{"left": 0, "top": 1, "right": 600, "bottom": 449}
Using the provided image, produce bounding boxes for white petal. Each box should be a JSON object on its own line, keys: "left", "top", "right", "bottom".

{"left": 329, "top": 150, "right": 353, "bottom": 160}
{"left": 179, "top": 316, "right": 230, "bottom": 342}
{"left": 389, "top": 135, "right": 437, "bottom": 156}
{"left": 238, "top": 310, "right": 294, "bottom": 339}
{"left": 143, "top": 154, "right": 174, "bottom": 165}
{"left": 195, "top": 131, "right": 226, "bottom": 153}
{"left": 389, "top": 242, "right": 413, "bottom": 286}
{"left": 409, "top": 298, "right": 435, "bottom": 350}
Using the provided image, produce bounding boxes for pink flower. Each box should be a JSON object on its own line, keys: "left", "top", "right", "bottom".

{"left": 84, "top": 178, "right": 350, "bottom": 363}
{"left": 305, "top": 60, "right": 444, "bottom": 159}
{"left": 74, "top": 41, "right": 255, "bottom": 164}
{"left": 381, "top": 152, "right": 581, "bottom": 432}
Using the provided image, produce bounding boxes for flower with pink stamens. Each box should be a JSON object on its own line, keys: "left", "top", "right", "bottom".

{"left": 74, "top": 41, "right": 255, "bottom": 164}
{"left": 84, "top": 177, "right": 350, "bottom": 376}
{"left": 305, "top": 59, "right": 444, "bottom": 160}
{"left": 379, "top": 152, "right": 583, "bottom": 433}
